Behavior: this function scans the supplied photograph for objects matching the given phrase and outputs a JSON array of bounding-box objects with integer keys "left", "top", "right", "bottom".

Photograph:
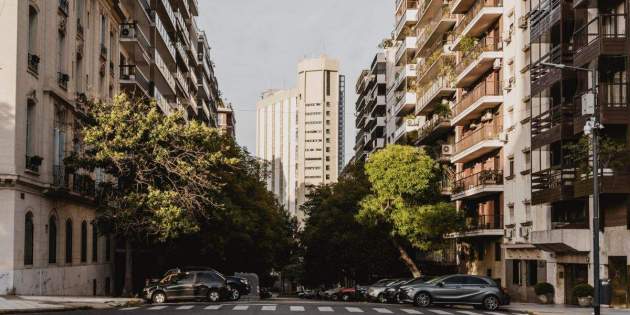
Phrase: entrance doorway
[
  {"left": 564, "top": 264, "right": 588, "bottom": 305},
  {"left": 609, "top": 256, "right": 629, "bottom": 307}
]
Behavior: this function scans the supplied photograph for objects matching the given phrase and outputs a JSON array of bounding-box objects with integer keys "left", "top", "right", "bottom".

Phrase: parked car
[
  {"left": 297, "top": 289, "right": 316, "bottom": 299},
  {"left": 322, "top": 287, "right": 342, "bottom": 300},
  {"left": 142, "top": 270, "right": 230, "bottom": 304},
  {"left": 355, "top": 285, "right": 369, "bottom": 300},
  {"left": 383, "top": 277, "right": 430, "bottom": 303},
  {"left": 366, "top": 279, "right": 398, "bottom": 302},
  {"left": 226, "top": 276, "right": 251, "bottom": 301},
  {"left": 331, "top": 287, "right": 357, "bottom": 301},
  {"left": 398, "top": 274, "right": 510, "bottom": 311}
]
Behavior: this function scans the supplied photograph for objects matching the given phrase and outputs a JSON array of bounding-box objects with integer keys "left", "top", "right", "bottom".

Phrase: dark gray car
[{"left": 398, "top": 274, "right": 510, "bottom": 311}]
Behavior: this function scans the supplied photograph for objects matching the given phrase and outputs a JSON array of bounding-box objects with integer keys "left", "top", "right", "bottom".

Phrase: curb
[{"left": 0, "top": 305, "right": 93, "bottom": 314}]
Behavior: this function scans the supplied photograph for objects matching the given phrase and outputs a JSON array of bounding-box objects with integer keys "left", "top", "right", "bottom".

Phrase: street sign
[{"left": 582, "top": 92, "right": 595, "bottom": 115}]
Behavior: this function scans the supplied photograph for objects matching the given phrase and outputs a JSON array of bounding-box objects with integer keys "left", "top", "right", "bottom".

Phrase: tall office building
[
  {"left": 256, "top": 55, "right": 343, "bottom": 221},
  {"left": 0, "top": 0, "right": 221, "bottom": 296}
]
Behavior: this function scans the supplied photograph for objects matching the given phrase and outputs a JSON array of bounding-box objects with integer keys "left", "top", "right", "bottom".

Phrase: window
[
  {"left": 476, "top": 243, "right": 485, "bottom": 261},
  {"left": 53, "top": 106, "right": 66, "bottom": 169},
  {"left": 92, "top": 223, "right": 98, "bottom": 262},
  {"left": 526, "top": 260, "right": 538, "bottom": 286},
  {"left": 466, "top": 276, "right": 490, "bottom": 285},
  {"left": 49, "top": 216, "right": 57, "bottom": 264},
  {"left": 508, "top": 157, "right": 515, "bottom": 177},
  {"left": 100, "top": 15, "right": 107, "bottom": 47},
  {"left": 326, "top": 71, "right": 331, "bottom": 96},
  {"left": 81, "top": 221, "right": 87, "bottom": 262},
  {"left": 28, "top": 6, "right": 37, "bottom": 53},
  {"left": 494, "top": 242, "right": 501, "bottom": 261},
  {"left": 326, "top": 111, "right": 330, "bottom": 116},
  {"left": 325, "top": 174, "right": 330, "bottom": 180},
  {"left": 24, "top": 212, "right": 34, "bottom": 265},
  {"left": 26, "top": 101, "right": 36, "bottom": 158},
  {"left": 177, "top": 273, "right": 195, "bottom": 284},
  {"left": 512, "top": 260, "right": 520, "bottom": 285},
  {"left": 105, "top": 235, "right": 111, "bottom": 262},
  {"left": 65, "top": 219, "right": 73, "bottom": 263},
  {"left": 444, "top": 276, "right": 467, "bottom": 285},
  {"left": 524, "top": 150, "right": 531, "bottom": 171}
]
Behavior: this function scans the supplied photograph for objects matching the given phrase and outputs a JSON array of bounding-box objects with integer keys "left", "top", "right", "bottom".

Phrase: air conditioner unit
[
  {"left": 518, "top": 16, "right": 528, "bottom": 29},
  {"left": 441, "top": 144, "right": 453, "bottom": 156}
]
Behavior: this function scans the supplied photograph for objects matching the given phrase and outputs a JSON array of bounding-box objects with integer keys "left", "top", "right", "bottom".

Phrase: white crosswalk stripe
[
  {"left": 233, "top": 305, "right": 249, "bottom": 311},
  {"left": 176, "top": 305, "right": 194, "bottom": 310},
  {"left": 373, "top": 308, "right": 392, "bottom": 313},
  {"left": 120, "top": 307, "right": 140, "bottom": 311},
  {"left": 346, "top": 307, "right": 364, "bottom": 313},
  {"left": 484, "top": 312, "right": 506, "bottom": 315},
  {"left": 262, "top": 305, "right": 277, "bottom": 311},
  {"left": 318, "top": 306, "right": 334, "bottom": 312},
  {"left": 146, "top": 305, "right": 167, "bottom": 310},
  {"left": 426, "top": 310, "right": 453, "bottom": 315},
  {"left": 455, "top": 311, "right": 481, "bottom": 315},
  {"left": 290, "top": 306, "right": 306, "bottom": 311},
  {"left": 205, "top": 305, "right": 223, "bottom": 310},
  {"left": 400, "top": 309, "right": 422, "bottom": 314}
]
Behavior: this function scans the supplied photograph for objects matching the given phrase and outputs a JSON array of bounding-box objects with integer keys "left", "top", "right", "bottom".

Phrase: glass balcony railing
[{"left": 574, "top": 13, "right": 627, "bottom": 53}]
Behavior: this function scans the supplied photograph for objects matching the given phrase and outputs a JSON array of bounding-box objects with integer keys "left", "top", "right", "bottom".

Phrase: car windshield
[
  {"left": 159, "top": 273, "right": 178, "bottom": 285},
  {"left": 373, "top": 279, "right": 391, "bottom": 286},
  {"left": 425, "top": 275, "right": 449, "bottom": 284}
]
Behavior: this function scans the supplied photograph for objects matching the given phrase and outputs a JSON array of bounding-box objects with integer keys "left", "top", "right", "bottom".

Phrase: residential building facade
[
  {"left": 256, "top": 56, "right": 343, "bottom": 222},
  {"left": 0, "top": 0, "right": 221, "bottom": 296},
  {"left": 217, "top": 101, "right": 236, "bottom": 138},
  {"left": 354, "top": 52, "right": 387, "bottom": 161}
]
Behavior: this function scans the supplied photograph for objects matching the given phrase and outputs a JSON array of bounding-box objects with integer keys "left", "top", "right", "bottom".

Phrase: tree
[
  {"left": 68, "top": 95, "right": 246, "bottom": 295},
  {"left": 357, "top": 145, "right": 463, "bottom": 277},
  {"left": 300, "top": 160, "right": 407, "bottom": 287}
]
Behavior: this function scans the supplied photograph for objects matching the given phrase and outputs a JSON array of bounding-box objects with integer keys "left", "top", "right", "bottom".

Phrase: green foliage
[
  {"left": 459, "top": 36, "right": 478, "bottom": 53},
  {"left": 534, "top": 282, "right": 555, "bottom": 296},
  {"left": 564, "top": 135, "right": 630, "bottom": 176},
  {"left": 572, "top": 283, "right": 594, "bottom": 298},
  {"left": 357, "top": 145, "right": 463, "bottom": 253},
  {"left": 434, "top": 101, "right": 452, "bottom": 118}
]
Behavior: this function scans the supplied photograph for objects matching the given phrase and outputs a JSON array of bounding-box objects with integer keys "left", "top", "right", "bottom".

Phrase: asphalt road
[{"left": 26, "top": 298, "right": 528, "bottom": 315}]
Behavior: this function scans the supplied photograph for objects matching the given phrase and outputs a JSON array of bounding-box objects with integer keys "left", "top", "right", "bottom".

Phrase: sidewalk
[
  {"left": 0, "top": 295, "right": 142, "bottom": 314},
  {"left": 505, "top": 302, "right": 630, "bottom": 315}
]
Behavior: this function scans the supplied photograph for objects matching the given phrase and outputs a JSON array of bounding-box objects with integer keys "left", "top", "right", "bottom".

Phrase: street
[{"left": 26, "top": 299, "right": 528, "bottom": 315}]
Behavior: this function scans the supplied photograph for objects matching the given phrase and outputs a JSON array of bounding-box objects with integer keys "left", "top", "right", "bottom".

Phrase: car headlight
[{"left": 386, "top": 288, "right": 395, "bottom": 292}]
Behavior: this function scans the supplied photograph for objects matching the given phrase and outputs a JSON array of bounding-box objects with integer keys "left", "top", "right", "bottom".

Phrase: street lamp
[{"left": 541, "top": 62, "right": 601, "bottom": 315}]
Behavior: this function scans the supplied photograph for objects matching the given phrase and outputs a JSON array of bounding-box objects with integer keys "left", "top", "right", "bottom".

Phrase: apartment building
[
  {"left": 256, "top": 56, "right": 344, "bottom": 222},
  {"left": 354, "top": 52, "right": 387, "bottom": 161},
  {"left": 384, "top": 0, "right": 630, "bottom": 306},
  {"left": 0, "top": 0, "right": 221, "bottom": 296},
  {"left": 217, "top": 101, "right": 236, "bottom": 138}
]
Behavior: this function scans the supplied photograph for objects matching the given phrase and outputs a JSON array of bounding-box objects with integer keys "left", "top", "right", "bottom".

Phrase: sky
[{"left": 197, "top": 0, "right": 394, "bottom": 164}]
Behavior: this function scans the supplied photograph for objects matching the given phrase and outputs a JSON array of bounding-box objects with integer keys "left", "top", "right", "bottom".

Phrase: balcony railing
[
  {"left": 531, "top": 167, "right": 575, "bottom": 200},
  {"left": 464, "top": 214, "right": 503, "bottom": 230},
  {"left": 120, "top": 65, "right": 150, "bottom": 93},
  {"left": 452, "top": 79, "right": 501, "bottom": 117},
  {"left": 454, "top": 116, "right": 502, "bottom": 154},
  {"left": 417, "top": 76, "right": 455, "bottom": 113},
  {"left": 53, "top": 165, "right": 68, "bottom": 188},
  {"left": 452, "top": 169, "right": 503, "bottom": 194},
  {"left": 453, "top": 0, "right": 503, "bottom": 36},
  {"left": 27, "top": 53, "right": 40, "bottom": 74},
  {"left": 155, "top": 13, "right": 176, "bottom": 62},
  {"left": 530, "top": 44, "right": 573, "bottom": 85},
  {"left": 57, "top": 72, "right": 69, "bottom": 90},
  {"left": 71, "top": 173, "right": 96, "bottom": 197},
  {"left": 574, "top": 14, "right": 627, "bottom": 53},
  {"left": 120, "top": 23, "right": 151, "bottom": 54},
  {"left": 531, "top": 105, "right": 574, "bottom": 138},
  {"left": 416, "top": 5, "right": 455, "bottom": 51},
  {"left": 455, "top": 36, "right": 502, "bottom": 74},
  {"left": 416, "top": 114, "right": 450, "bottom": 142},
  {"left": 25, "top": 155, "right": 42, "bottom": 173}
]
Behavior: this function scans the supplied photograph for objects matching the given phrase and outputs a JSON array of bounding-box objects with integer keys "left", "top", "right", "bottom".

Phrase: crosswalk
[{"left": 118, "top": 304, "right": 527, "bottom": 315}]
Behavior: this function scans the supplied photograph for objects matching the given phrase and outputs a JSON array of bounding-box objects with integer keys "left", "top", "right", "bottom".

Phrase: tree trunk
[
  {"left": 392, "top": 238, "right": 421, "bottom": 277},
  {"left": 122, "top": 239, "right": 133, "bottom": 297}
]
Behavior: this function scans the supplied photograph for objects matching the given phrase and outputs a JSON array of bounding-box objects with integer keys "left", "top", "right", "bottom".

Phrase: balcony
[
  {"left": 27, "top": 53, "right": 40, "bottom": 74},
  {"left": 120, "top": 23, "right": 151, "bottom": 65},
  {"left": 417, "top": 43, "right": 455, "bottom": 85},
  {"left": 573, "top": 82, "right": 630, "bottom": 133},
  {"left": 452, "top": 117, "right": 503, "bottom": 163},
  {"left": 452, "top": 0, "right": 503, "bottom": 37},
  {"left": 153, "top": 51, "right": 176, "bottom": 96},
  {"left": 198, "top": 76, "right": 211, "bottom": 100},
  {"left": 454, "top": 36, "right": 502, "bottom": 87},
  {"left": 158, "top": 0, "right": 177, "bottom": 31},
  {"left": 451, "top": 79, "right": 502, "bottom": 126},
  {"left": 530, "top": 0, "right": 574, "bottom": 40},
  {"left": 368, "top": 117, "right": 386, "bottom": 136},
  {"left": 394, "top": 7, "right": 419, "bottom": 40},
  {"left": 416, "top": 7, "right": 456, "bottom": 56},
  {"left": 531, "top": 105, "right": 574, "bottom": 148},
  {"left": 57, "top": 72, "right": 69, "bottom": 90},
  {"left": 154, "top": 14, "right": 177, "bottom": 64},
  {"left": 393, "top": 92, "right": 417, "bottom": 117},
  {"left": 574, "top": 168, "right": 630, "bottom": 198},
  {"left": 448, "top": 214, "right": 504, "bottom": 238},
  {"left": 573, "top": 14, "right": 627, "bottom": 67},
  {"left": 388, "top": 64, "right": 417, "bottom": 97},
  {"left": 368, "top": 138, "right": 386, "bottom": 153},
  {"left": 395, "top": 36, "right": 418, "bottom": 65},
  {"left": 451, "top": 169, "right": 503, "bottom": 200},
  {"left": 175, "top": 41, "right": 190, "bottom": 71},
  {"left": 393, "top": 123, "right": 408, "bottom": 143},
  {"left": 25, "top": 155, "right": 42, "bottom": 173},
  {"left": 530, "top": 44, "right": 574, "bottom": 95},
  {"left": 120, "top": 65, "right": 150, "bottom": 96},
  {"left": 416, "top": 76, "right": 456, "bottom": 114},
  {"left": 175, "top": 68, "right": 190, "bottom": 97},
  {"left": 531, "top": 167, "right": 575, "bottom": 205},
  {"left": 413, "top": 115, "right": 451, "bottom": 145},
  {"left": 531, "top": 229, "right": 590, "bottom": 253}
]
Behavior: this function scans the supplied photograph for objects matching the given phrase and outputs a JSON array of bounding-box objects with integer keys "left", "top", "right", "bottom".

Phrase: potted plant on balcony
[
  {"left": 572, "top": 283, "right": 594, "bottom": 307},
  {"left": 565, "top": 135, "right": 630, "bottom": 180},
  {"left": 534, "top": 282, "right": 554, "bottom": 304}
]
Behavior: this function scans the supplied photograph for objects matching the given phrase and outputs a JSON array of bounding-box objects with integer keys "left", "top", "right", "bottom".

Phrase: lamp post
[{"left": 541, "top": 62, "right": 600, "bottom": 315}]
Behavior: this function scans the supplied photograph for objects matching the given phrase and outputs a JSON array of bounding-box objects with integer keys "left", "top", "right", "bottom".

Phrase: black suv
[
  {"left": 226, "top": 276, "right": 251, "bottom": 300},
  {"left": 143, "top": 270, "right": 229, "bottom": 303}
]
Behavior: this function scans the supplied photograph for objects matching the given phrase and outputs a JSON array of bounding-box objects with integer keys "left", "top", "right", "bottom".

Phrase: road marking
[
  {"left": 205, "top": 305, "right": 223, "bottom": 310},
  {"left": 455, "top": 311, "right": 481, "bottom": 315},
  {"left": 262, "top": 305, "right": 277, "bottom": 311},
  {"left": 233, "top": 305, "right": 249, "bottom": 311},
  {"left": 346, "top": 307, "right": 364, "bottom": 313},
  {"left": 373, "top": 308, "right": 393, "bottom": 313},
  {"left": 401, "top": 309, "right": 422, "bottom": 314},
  {"left": 290, "top": 306, "right": 306, "bottom": 311},
  {"left": 427, "top": 310, "right": 453, "bottom": 315},
  {"left": 484, "top": 312, "right": 505, "bottom": 315},
  {"left": 146, "top": 305, "right": 167, "bottom": 310},
  {"left": 120, "top": 307, "right": 140, "bottom": 311},
  {"left": 176, "top": 305, "right": 194, "bottom": 310},
  {"left": 318, "top": 306, "right": 334, "bottom": 312}
]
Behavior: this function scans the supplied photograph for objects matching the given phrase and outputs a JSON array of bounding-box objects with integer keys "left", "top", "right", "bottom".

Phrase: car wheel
[
  {"left": 331, "top": 294, "right": 339, "bottom": 301},
  {"left": 151, "top": 291, "right": 166, "bottom": 304},
  {"left": 414, "top": 292, "right": 431, "bottom": 307},
  {"left": 341, "top": 294, "right": 351, "bottom": 302},
  {"left": 377, "top": 293, "right": 387, "bottom": 304},
  {"left": 207, "top": 290, "right": 221, "bottom": 303},
  {"left": 483, "top": 295, "right": 499, "bottom": 311},
  {"left": 231, "top": 289, "right": 241, "bottom": 301}
]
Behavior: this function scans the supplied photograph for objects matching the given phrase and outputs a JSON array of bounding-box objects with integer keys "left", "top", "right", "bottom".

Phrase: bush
[
  {"left": 534, "top": 282, "right": 555, "bottom": 296},
  {"left": 572, "top": 283, "right": 594, "bottom": 298}
]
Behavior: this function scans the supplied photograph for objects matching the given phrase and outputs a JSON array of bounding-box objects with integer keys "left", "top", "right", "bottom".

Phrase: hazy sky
[{"left": 197, "top": 0, "right": 394, "bottom": 163}]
